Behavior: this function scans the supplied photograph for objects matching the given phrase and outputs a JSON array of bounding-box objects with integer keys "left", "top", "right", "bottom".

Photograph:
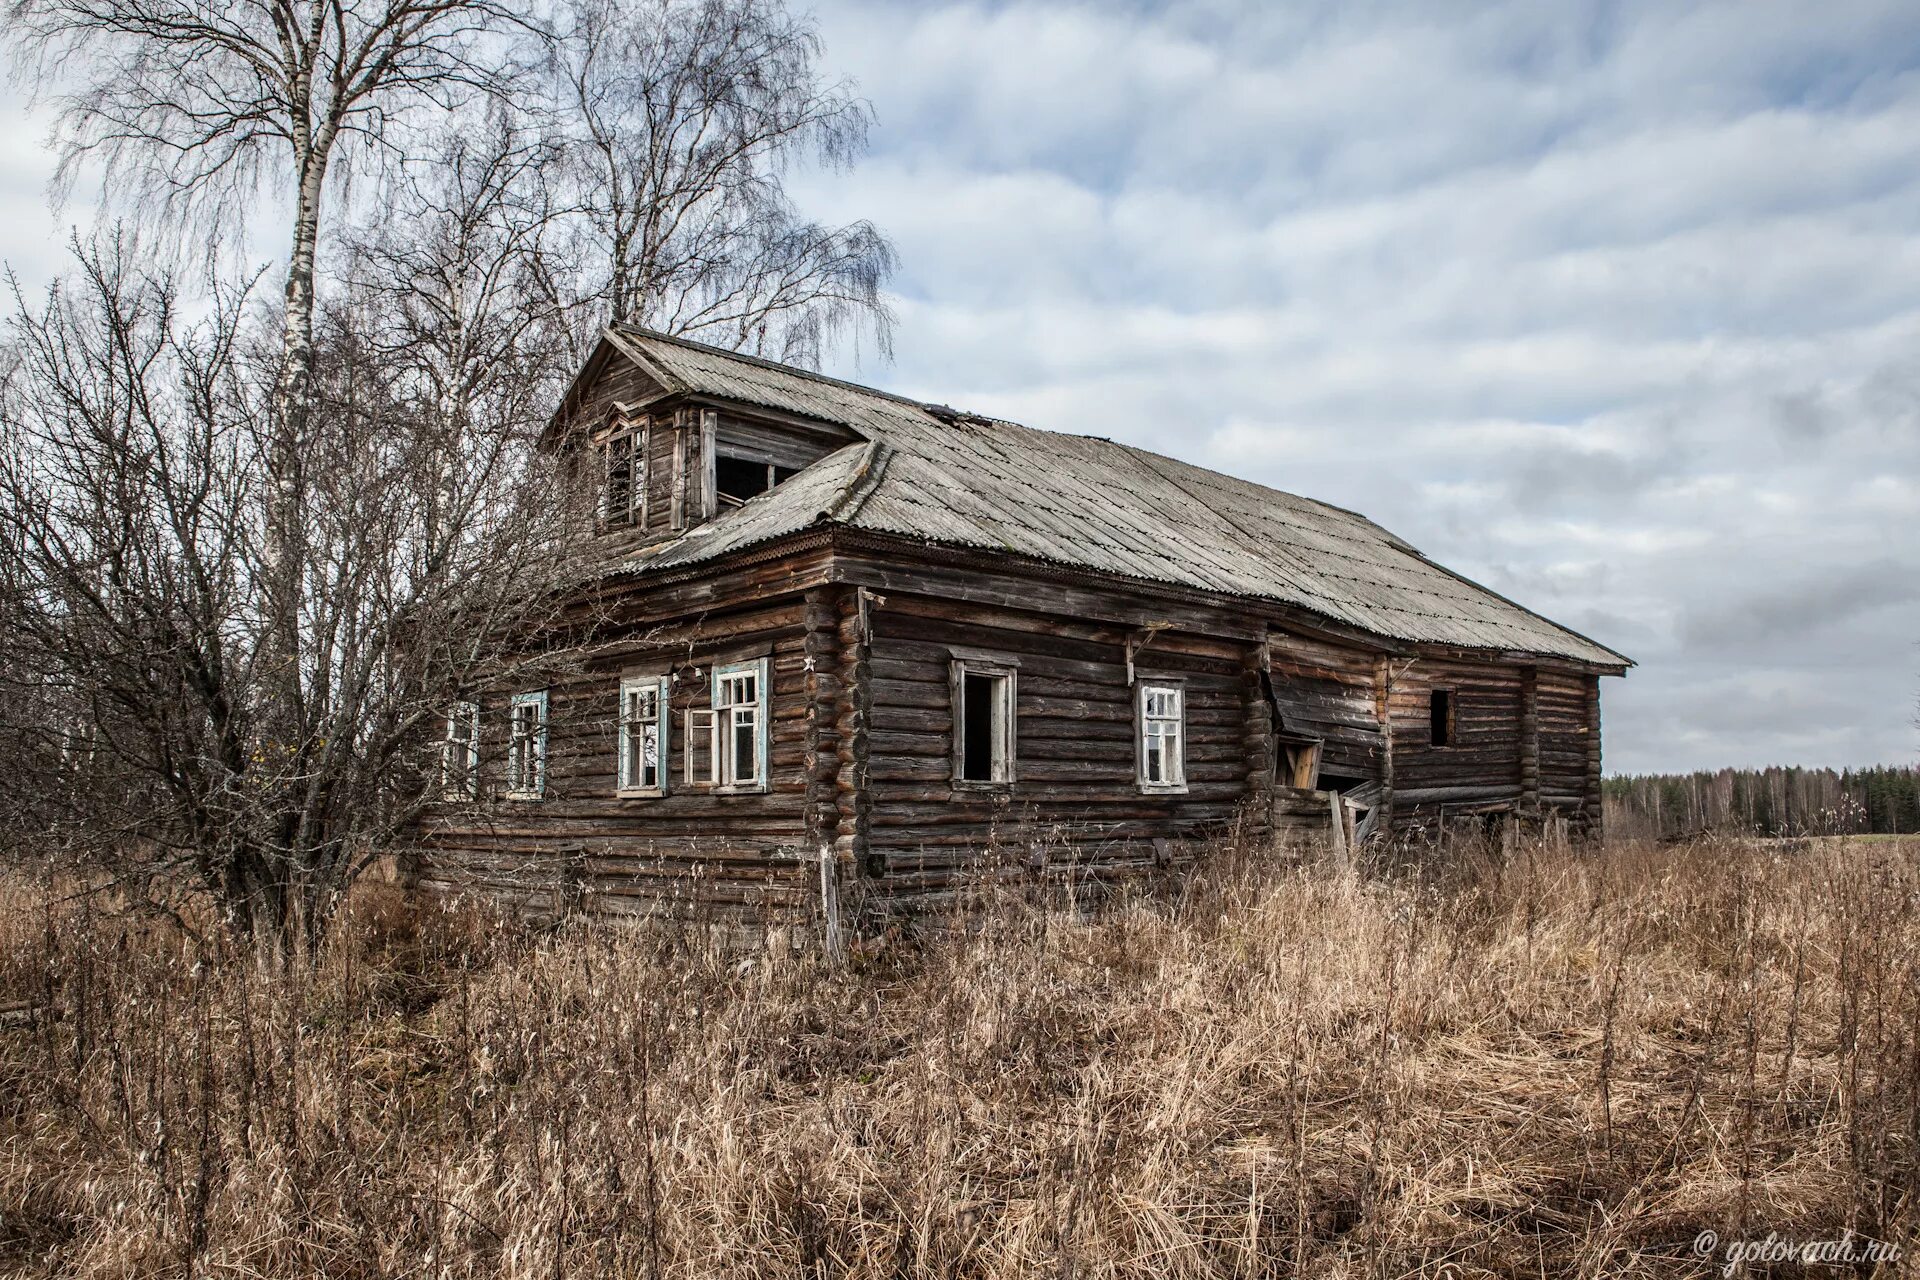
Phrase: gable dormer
[{"left": 549, "top": 328, "right": 862, "bottom": 553}]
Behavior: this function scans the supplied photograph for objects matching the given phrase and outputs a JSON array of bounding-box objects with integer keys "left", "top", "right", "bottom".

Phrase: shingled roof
[{"left": 606, "top": 326, "right": 1631, "bottom": 670}]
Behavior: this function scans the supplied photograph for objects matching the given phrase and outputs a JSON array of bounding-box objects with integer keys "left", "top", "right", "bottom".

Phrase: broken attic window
[
  {"left": 716, "top": 454, "right": 773, "bottom": 505},
  {"left": 714, "top": 455, "right": 805, "bottom": 507},
  {"left": 602, "top": 429, "right": 637, "bottom": 524}
]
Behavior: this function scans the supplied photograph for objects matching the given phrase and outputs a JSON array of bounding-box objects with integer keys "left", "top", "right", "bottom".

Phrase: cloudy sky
[{"left": 5, "top": 0, "right": 1919, "bottom": 774}]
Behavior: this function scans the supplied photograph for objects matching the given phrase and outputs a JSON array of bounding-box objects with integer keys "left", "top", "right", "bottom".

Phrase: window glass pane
[
  {"left": 717, "top": 672, "right": 755, "bottom": 708},
  {"left": 686, "top": 709, "right": 715, "bottom": 785},
  {"left": 731, "top": 708, "right": 757, "bottom": 783}
]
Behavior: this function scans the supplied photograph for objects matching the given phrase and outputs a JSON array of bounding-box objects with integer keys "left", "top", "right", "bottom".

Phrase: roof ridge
[
  {"left": 620, "top": 323, "right": 1398, "bottom": 537},
  {"left": 614, "top": 323, "right": 963, "bottom": 417}
]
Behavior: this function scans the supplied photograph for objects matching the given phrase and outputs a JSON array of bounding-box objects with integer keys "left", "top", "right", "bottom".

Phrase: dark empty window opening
[
  {"left": 1430, "top": 689, "right": 1455, "bottom": 748},
  {"left": 962, "top": 672, "right": 997, "bottom": 781},
  {"left": 715, "top": 454, "right": 771, "bottom": 505}
]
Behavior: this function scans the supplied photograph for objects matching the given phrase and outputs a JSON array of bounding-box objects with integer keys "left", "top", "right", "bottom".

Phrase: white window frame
[
  {"left": 691, "top": 658, "right": 769, "bottom": 793},
  {"left": 505, "top": 690, "right": 548, "bottom": 800},
  {"left": 684, "top": 705, "right": 717, "bottom": 789},
  {"left": 1136, "top": 681, "right": 1188, "bottom": 794},
  {"left": 616, "top": 675, "right": 670, "bottom": 796},
  {"left": 441, "top": 700, "right": 479, "bottom": 799},
  {"left": 950, "top": 656, "right": 1017, "bottom": 789}
]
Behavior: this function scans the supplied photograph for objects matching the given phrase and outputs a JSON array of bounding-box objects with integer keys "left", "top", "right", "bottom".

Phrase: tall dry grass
[{"left": 2, "top": 833, "right": 1917, "bottom": 1277}]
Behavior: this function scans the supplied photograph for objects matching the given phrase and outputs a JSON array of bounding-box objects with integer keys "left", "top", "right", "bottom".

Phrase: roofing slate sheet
[{"left": 611, "top": 327, "right": 1629, "bottom": 667}]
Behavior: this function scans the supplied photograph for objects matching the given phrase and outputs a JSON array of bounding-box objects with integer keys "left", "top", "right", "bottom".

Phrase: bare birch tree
[
  {"left": 3, "top": 0, "right": 533, "bottom": 741},
  {"left": 0, "top": 231, "right": 588, "bottom": 953},
  {"left": 0, "top": 0, "right": 899, "bottom": 947},
  {"left": 549, "top": 0, "right": 896, "bottom": 365}
]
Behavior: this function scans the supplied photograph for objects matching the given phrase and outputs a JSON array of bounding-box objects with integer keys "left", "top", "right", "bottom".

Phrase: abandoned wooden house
[{"left": 418, "top": 327, "right": 1632, "bottom": 921}]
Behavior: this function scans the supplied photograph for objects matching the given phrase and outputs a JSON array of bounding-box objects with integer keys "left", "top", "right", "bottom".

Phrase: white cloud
[
  {"left": 3, "top": 0, "right": 1916, "bottom": 773},
  {"left": 803, "top": 0, "right": 1920, "bottom": 773}
]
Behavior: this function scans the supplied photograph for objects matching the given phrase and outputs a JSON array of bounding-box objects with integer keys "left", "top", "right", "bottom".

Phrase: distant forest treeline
[{"left": 1603, "top": 765, "right": 1920, "bottom": 840}]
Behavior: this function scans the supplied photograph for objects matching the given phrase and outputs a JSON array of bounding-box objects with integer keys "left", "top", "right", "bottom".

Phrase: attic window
[
  {"left": 1430, "top": 689, "right": 1455, "bottom": 748},
  {"left": 601, "top": 425, "right": 643, "bottom": 526},
  {"left": 715, "top": 453, "right": 800, "bottom": 507}
]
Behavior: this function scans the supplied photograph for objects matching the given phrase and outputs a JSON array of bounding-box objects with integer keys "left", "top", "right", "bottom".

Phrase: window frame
[
  {"left": 684, "top": 706, "right": 717, "bottom": 789},
  {"left": 1135, "top": 679, "right": 1189, "bottom": 794},
  {"left": 505, "top": 690, "right": 549, "bottom": 800},
  {"left": 598, "top": 416, "right": 647, "bottom": 528},
  {"left": 950, "top": 655, "right": 1018, "bottom": 790},
  {"left": 616, "top": 674, "right": 671, "bottom": 797},
  {"left": 708, "top": 657, "right": 770, "bottom": 794},
  {"left": 441, "top": 700, "right": 480, "bottom": 800}
]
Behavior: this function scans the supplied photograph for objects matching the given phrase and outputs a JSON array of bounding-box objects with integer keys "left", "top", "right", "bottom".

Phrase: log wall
[
  {"left": 1265, "top": 631, "right": 1385, "bottom": 781},
  {"left": 415, "top": 533, "right": 1614, "bottom": 923},
  {"left": 1389, "top": 658, "right": 1525, "bottom": 813},
  {"left": 857, "top": 591, "right": 1252, "bottom": 904},
  {"left": 417, "top": 587, "right": 829, "bottom": 923}
]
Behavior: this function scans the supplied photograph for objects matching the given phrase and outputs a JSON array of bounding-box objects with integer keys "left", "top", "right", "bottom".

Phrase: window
[
  {"left": 685, "top": 707, "right": 716, "bottom": 787},
  {"left": 716, "top": 454, "right": 773, "bottom": 505},
  {"left": 715, "top": 453, "right": 803, "bottom": 507},
  {"left": 683, "top": 659, "right": 768, "bottom": 791},
  {"left": 1137, "top": 683, "right": 1186, "bottom": 792},
  {"left": 601, "top": 425, "right": 643, "bottom": 526},
  {"left": 617, "top": 676, "right": 669, "bottom": 794},
  {"left": 506, "top": 691, "right": 548, "bottom": 798},
  {"left": 1429, "top": 689, "right": 1455, "bottom": 748},
  {"left": 442, "top": 701, "right": 479, "bottom": 799},
  {"left": 952, "top": 659, "right": 1016, "bottom": 786},
  {"left": 713, "top": 660, "right": 769, "bottom": 789}
]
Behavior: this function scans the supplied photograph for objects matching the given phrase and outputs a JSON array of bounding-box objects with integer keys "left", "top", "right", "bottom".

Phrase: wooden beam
[
  {"left": 803, "top": 585, "right": 845, "bottom": 949},
  {"left": 835, "top": 586, "right": 875, "bottom": 881},
  {"left": 1584, "top": 674, "right": 1603, "bottom": 841},
  {"left": 1375, "top": 655, "right": 1396, "bottom": 837},
  {"left": 670, "top": 409, "right": 688, "bottom": 531},
  {"left": 698, "top": 409, "right": 718, "bottom": 520},
  {"left": 1242, "top": 642, "right": 1274, "bottom": 840},
  {"left": 1519, "top": 665, "right": 1540, "bottom": 814}
]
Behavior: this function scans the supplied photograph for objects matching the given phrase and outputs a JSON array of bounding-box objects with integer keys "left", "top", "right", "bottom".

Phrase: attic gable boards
[{"left": 562, "top": 343, "right": 675, "bottom": 443}]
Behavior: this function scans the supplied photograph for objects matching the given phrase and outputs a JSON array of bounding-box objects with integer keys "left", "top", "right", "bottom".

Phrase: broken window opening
[
  {"left": 506, "top": 691, "right": 547, "bottom": 799},
  {"left": 1430, "top": 689, "right": 1455, "bottom": 748},
  {"left": 715, "top": 452, "right": 804, "bottom": 508},
  {"left": 685, "top": 708, "right": 716, "bottom": 787},
  {"left": 602, "top": 429, "right": 640, "bottom": 526},
  {"left": 954, "top": 662, "right": 1015, "bottom": 786},
  {"left": 442, "top": 701, "right": 479, "bottom": 799}
]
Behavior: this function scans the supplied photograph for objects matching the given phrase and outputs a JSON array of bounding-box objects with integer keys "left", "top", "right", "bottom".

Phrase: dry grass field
[{"left": 2, "top": 833, "right": 1917, "bottom": 1278}]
